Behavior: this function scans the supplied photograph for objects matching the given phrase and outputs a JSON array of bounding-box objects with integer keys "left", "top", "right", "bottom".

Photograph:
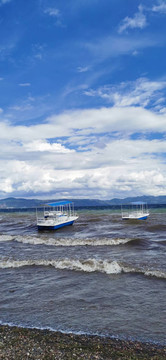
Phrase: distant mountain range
[{"left": 0, "top": 196, "right": 166, "bottom": 208}]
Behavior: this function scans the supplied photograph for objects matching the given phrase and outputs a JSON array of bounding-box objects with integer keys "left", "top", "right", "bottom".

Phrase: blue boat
[
  {"left": 121, "top": 202, "right": 149, "bottom": 220},
  {"left": 36, "top": 201, "right": 79, "bottom": 230}
]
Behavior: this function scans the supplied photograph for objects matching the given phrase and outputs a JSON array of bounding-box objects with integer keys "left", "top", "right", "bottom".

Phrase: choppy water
[{"left": 0, "top": 207, "right": 166, "bottom": 344}]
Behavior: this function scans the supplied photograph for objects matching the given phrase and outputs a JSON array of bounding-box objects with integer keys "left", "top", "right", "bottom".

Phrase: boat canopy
[
  {"left": 131, "top": 202, "right": 146, "bottom": 205},
  {"left": 44, "top": 201, "right": 72, "bottom": 207}
]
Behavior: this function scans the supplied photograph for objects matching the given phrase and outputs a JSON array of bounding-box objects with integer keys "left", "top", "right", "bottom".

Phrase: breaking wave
[
  {"left": 0, "top": 235, "right": 14, "bottom": 242},
  {"left": 0, "top": 234, "right": 134, "bottom": 247},
  {"left": 0, "top": 258, "right": 166, "bottom": 279}
]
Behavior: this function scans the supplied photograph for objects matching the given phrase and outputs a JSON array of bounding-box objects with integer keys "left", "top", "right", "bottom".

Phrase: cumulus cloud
[
  {"left": 0, "top": 76, "right": 166, "bottom": 198},
  {"left": 114, "top": 169, "right": 166, "bottom": 197},
  {"left": 24, "top": 140, "right": 75, "bottom": 154},
  {"left": 0, "top": 177, "right": 13, "bottom": 193},
  {"left": 118, "top": 5, "right": 147, "bottom": 33},
  {"left": 0, "top": 100, "right": 166, "bottom": 198},
  {"left": 0, "top": 150, "right": 165, "bottom": 198},
  {"left": 0, "top": 102, "right": 166, "bottom": 143}
]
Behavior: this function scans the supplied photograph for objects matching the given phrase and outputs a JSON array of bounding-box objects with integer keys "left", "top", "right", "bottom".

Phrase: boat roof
[
  {"left": 131, "top": 201, "right": 147, "bottom": 205},
  {"left": 45, "top": 201, "right": 72, "bottom": 207}
]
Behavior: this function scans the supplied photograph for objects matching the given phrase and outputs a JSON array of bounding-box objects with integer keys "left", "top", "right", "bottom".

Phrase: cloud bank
[{"left": 0, "top": 77, "right": 166, "bottom": 199}]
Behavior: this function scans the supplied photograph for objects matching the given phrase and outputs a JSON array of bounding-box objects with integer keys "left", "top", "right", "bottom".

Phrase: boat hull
[
  {"left": 37, "top": 220, "right": 75, "bottom": 230},
  {"left": 122, "top": 215, "right": 149, "bottom": 220}
]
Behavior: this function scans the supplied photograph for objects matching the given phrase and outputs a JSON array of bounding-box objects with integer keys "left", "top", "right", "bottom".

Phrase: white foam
[
  {"left": 0, "top": 257, "right": 165, "bottom": 279},
  {"left": 0, "top": 235, "right": 14, "bottom": 242},
  {"left": 0, "top": 258, "right": 123, "bottom": 274},
  {"left": 144, "top": 270, "right": 166, "bottom": 279},
  {"left": 0, "top": 234, "right": 133, "bottom": 247}
]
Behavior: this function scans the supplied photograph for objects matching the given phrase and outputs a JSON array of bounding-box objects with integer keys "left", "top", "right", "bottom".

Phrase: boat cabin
[{"left": 36, "top": 200, "right": 78, "bottom": 230}]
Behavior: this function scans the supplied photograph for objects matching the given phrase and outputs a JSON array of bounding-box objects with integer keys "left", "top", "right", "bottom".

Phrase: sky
[{"left": 0, "top": 0, "right": 166, "bottom": 200}]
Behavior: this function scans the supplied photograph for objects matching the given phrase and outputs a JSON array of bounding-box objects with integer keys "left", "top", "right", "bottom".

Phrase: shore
[{"left": 0, "top": 325, "right": 166, "bottom": 359}]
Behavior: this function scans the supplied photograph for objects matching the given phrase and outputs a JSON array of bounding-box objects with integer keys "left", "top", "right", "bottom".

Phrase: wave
[
  {"left": 0, "top": 257, "right": 166, "bottom": 279},
  {"left": 0, "top": 234, "right": 134, "bottom": 247},
  {"left": 0, "top": 235, "right": 14, "bottom": 242}
]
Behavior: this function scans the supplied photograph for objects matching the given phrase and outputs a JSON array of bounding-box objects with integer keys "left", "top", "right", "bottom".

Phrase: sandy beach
[{"left": 0, "top": 325, "right": 166, "bottom": 359}]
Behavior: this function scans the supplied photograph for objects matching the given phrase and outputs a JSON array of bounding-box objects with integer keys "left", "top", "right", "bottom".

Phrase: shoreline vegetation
[{"left": 0, "top": 325, "right": 166, "bottom": 359}]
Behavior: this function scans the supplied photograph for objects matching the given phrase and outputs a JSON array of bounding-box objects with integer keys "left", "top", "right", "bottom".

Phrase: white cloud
[
  {"left": 118, "top": 5, "right": 147, "bottom": 33},
  {"left": 85, "top": 34, "right": 159, "bottom": 61},
  {"left": 0, "top": 147, "right": 165, "bottom": 198},
  {"left": 24, "top": 140, "right": 75, "bottom": 154},
  {"left": 152, "top": 1, "right": 166, "bottom": 13},
  {"left": 43, "top": 7, "right": 64, "bottom": 27},
  {"left": 0, "top": 102, "right": 166, "bottom": 143},
  {"left": 19, "top": 83, "right": 31, "bottom": 87},
  {"left": 77, "top": 66, "right": 90, "bottom": 73},
  {"left": 113, "top": 169, "right": 166, "bottom": 197},
  {"left": 0, "top": 78, "right": 166, "bottom": 198},
  {"left": 44, "top": 7, "right": 60, "bottom": 17},
  {"left": 84, "top": 78, "right": 166, "bottom": 109},
  {"left": 0, "top": 177, "right": 13, "bottom": 193},
  {"left": 10, "top": 104, "right": 33, "bottom": 112}
]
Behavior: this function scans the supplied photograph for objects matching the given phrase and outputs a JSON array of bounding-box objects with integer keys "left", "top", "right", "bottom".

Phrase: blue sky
[{"left": 0, "top": 0, "right": 166, "bottom": 199}]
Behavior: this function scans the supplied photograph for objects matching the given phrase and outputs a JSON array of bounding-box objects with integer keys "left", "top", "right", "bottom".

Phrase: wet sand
[{"left": 0, "top": 325, "right": 166, "bottom": 359}]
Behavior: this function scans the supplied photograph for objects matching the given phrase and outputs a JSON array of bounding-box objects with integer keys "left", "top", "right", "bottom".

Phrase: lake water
[{"left": 0, "top": 207, "right": 165, "bottom": 344}]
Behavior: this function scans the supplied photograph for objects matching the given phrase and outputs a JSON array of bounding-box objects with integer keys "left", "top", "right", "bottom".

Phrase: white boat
[
  {"left": 36, "top": 201, "right": 78, "bottom": 230},
  {"left": 121, "top": 202, "right": 149, "bottom": 220}
]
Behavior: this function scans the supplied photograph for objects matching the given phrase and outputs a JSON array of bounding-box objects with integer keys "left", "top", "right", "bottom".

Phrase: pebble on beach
[{"left": 0, "top": 325, "right": 166, "bottom": 360}]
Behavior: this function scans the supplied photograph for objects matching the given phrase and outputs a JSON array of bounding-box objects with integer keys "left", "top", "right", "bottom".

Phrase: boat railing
[
  {"left": 121, "top": 202, "right": 149, "bottom": 220},
  {"left": 37, "top": 213, "right": 77, "bottom": 224},
  {"left": 37, "top": 215, "right": 68, "bottom": 225},
  {"left": 36, "top": 202, "right": 78, "bottom": 224},
  {"left": 44, "top": 211, "right": 66, "bottom": 217},
  {"left": 122, "top": 211, "right": 129, "bottom": 217}
]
